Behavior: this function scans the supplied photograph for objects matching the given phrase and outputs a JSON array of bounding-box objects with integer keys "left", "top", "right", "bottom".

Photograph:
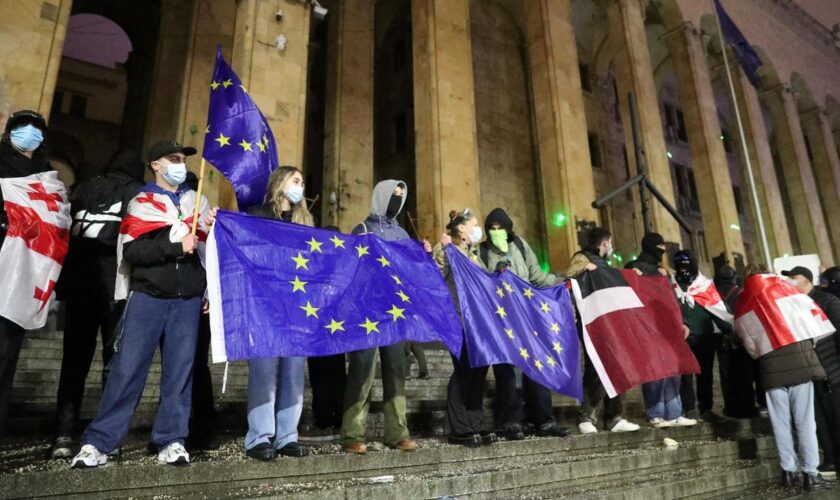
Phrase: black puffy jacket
[{"left": 811, "top": 288, "right": 840, "bottom": 387}]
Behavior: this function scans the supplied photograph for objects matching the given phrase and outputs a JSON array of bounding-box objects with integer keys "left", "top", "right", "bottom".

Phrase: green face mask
[{"left": 489, "top": 229, "right": 509, "bottom": 253}]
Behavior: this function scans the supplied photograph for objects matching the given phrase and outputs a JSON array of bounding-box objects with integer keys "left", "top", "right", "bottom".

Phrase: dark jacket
[
  {"left": 123, "top": 184, "right": 205, "bottom": 299},
  {"left": 352, "top": 180, "right": 409, "bottom": 241},
  {"left": 810, "top": 288, "right": 840, "bottom": 387},
  {"left": 0, "top": 139, "right": 51, "bottom": 249},
  {"left": 759, "top": 340, "right": 826, "bottom": 390},
  {"left": 625, "top": 251, "right": 662, "bottom": 277},
  {"left": 247, "top": 202, "right": 292, "bottom": 222}
]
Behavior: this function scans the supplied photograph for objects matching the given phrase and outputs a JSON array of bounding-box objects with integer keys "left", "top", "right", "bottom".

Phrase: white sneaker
[
  {"left": 157, "top": 442, "right": 190, "bottom": 466},
  {"left": 71, "top": 444, "right": 107, "bottom": 469},
  {"left": 649, "top": 417, "right": 672, "bottom": 428},
  {"left": 669, "top": 416, "right": 697, "bottom": 427},
  {"left": 609, "top": 418, "right": 640, "bottom": 433},
  {"left": 578, "top": 421, "right": 598, "bottom": 434}
]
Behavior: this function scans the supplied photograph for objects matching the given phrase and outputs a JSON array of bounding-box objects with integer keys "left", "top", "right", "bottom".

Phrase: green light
[
  {"left": 666, "top": 151, "right": 673, "bottom": 159},
  {"left": 540, "top": 261, "right": 550, "bottom": 273},
  {"left": 552, "top": 212, "right": 568, "bottom": 227},
  {"left": 720, "top": 135, "right": 725, "bottom": 140},
  {"left": 730, "top": 223, "right": 741, "bottom": 230},
  {"left": 630, "top": 254, "right": 637, "bottom": 261}
]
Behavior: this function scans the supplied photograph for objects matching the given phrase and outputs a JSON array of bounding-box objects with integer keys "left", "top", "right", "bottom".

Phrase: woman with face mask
[
  {"left": 243, "top": 166, "right": 313, "bottom": 461},
  {"left": 434, "top": 209, "right": 498, "bottom": 447}
]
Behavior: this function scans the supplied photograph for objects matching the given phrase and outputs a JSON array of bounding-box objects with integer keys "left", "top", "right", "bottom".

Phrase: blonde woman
[{"left": 244, "top": 166, "right": 313, "bottom": 461}]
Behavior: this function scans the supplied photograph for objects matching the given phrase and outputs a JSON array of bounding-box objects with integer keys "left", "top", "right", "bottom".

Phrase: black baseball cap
[
  {"left": 146, "top": 140, "right": 197, "bottom": 163},
  {"left": 4, "top": 109, "right": 47, "bottom": 135},
  {"left": 782, "top": 266, "right": 813, "bottom": 283}
]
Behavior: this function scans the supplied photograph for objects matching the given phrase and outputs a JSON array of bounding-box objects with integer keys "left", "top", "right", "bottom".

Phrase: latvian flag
[
  {"left": 115, "top": 187, "right": 210, "bottom": 300},
  {"left": 735, "top": 274, "right": 834, "bottom": 359},
  {"left": 572, "top": 267, "right": 700, "bottom": 397},
  {"left": 673, "top": 272, "right": 734, "bottom": 325},
  {"left": 0, "top": 172, "right": 71, "bottom": 329}
]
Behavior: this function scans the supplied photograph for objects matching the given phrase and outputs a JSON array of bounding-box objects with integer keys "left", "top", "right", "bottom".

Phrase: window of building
[
  {"left": 803, "top": 134, "right": 814, "bottom": 162},
  {"left": 733, "top": 185, "right": 744, "bottom": 215},
  {"left": 392, "top": 36, "right": 406, "bottom": 73},
  {"left": 51, "top": 90, "right": 64, "bottom": 117},
  {"left": 676, "top": 109, "right": 688, "bottom": 142},
  {"left": 579, "top": 64, "right": 591, "bottom": 93},
  {"left": 673, "top": 162, "right": 700, "bottom": 213},
  {"left": 391, "top": 112, "right": 407, "bottom": 155},
  {"left": 588, "top": 132, "right": 601, "bottom": 168},
  {"left": 695, "top": 230, "right": 709, "bottom": 263},
  {"left": 721, "top": 129, "right": 733, "bottom": 153},
  {"left": 69, "top": 94, "right": 87, "bottom": 118}
]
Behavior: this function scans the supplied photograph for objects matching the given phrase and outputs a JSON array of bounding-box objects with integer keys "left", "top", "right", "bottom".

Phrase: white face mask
[
  {"left": 469, "top": 226, "right": 483, "bottom": 243},
  {"left": 161, "top": 162, "right": 187, "bottom": 186},
  {"left": 605, "top": 243, "right": 614, "bottom": 259},
  {"left": 285, "top": 184, "right": 304, "bottom": 204}
]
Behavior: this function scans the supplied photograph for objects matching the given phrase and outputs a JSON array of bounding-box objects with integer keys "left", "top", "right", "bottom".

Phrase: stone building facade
[{"left": 1, "top": 0, "right": 839, "bottom": 273}]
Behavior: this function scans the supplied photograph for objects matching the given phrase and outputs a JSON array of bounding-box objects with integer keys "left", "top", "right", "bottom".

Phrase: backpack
[
  {"left": 479, "top": 236, "right": 527, "bottom": 269},
  {"left": 70, "top": 174, "right": 140, "bottom": 246}
]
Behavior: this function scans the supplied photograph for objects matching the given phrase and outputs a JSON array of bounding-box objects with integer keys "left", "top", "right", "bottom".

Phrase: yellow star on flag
[
  {"left": 330, "top": 235, "right": 346, "bottom": 249},
  {"left": 523, "top": 288, "right": 535, "bottom": 299},
  {"left": 553, "top": 341, "right": 564, "bottom": 354},
  {"left": 289, "top": 276, "right": 307, "bottom": 293},
  {"left": 299, "top": 301, "right": 319, "bottom": 318},
  {"left": 519, "top": 347, "right": 530, "bottom": 360},
  {"left": 540, "top": 302, "right": 551, "bottom": 313},
  {"left": 551, "top": 322, "right": 561, "bottom": 334},
  {"left": 222, "top": 78, "right": 233, "bottom": 88},
  {"left": 496, "top": 287, "right": 505, "bottom": 298},
  {"left": 387, "top": 305, "right": 406, "bottom": 321},
  {"left": 262, "top": 134, "right": 269, "bottom": 145},
  {"left": 396, "top": 290, "right": 411, "bottom": 303},
  {"left": 359, "top": 317, "right": 380, "bottom": 335},
  {"left": 210, "top": 80, "right": 220, "bottom": 90},
  {"left": 291, "top": 252, "right": 309, "bottom": 270},
  {"left": 355, "top": 244, "right": 369, "bottom": 257},
  {"left": 495, "top": 305, "right": 507, "bottom": 319},
  {"left": 257, "top": 141, "right": 266, "bottom": 153},
  {"left": 377, "top": 256, "right": 391, "bottom": 267},
  {"left": 546, "top": 356, "right": 557, "bottom": 368},
  {"left": 534, "top": 359, "right": 544, "bottom": 371},
  {"left": 504, "top": 282, "right": 514, "bottom": 293},
  {"left": 504, "top": 328, "right": 515, "bottom": 339},
  {"left": 215, "top": 133, "right": 231, "bottom": 147},
  {"left": 205, "top": 125, "right": 210, "bottom": 134},
  {"left": 391, "top": 275, "right": 403, "bottom": 285},
  {"left": 325, "top": 319, "right": 345, "bottom": 334},
  {"left": 238, "top": 139, "right": 252, "bottom": 152},
  {"left": 306, "top": 237, "right": 323, "bottom": 253}
]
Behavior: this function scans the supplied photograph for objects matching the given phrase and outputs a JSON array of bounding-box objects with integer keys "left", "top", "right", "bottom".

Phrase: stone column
[
  {"left": 729, "top": 65, "right": 792, "bottom": 259},
  {"left": 763, "top": 86, "right": 833, "bottom": 263},
  {"left": 607, "top": 0, "right": 681, "bottom": 245},
  {"left": 412, "top": 0, "right": 481, "bottom": 238},
  {"left": 525, "top": 0, "right": 598, "bottom": 270},
  {"left": 664, "top": 24, "right": 744, "bottom": 262},
  {"left": 321, "top": 0, "right": 374, "bottom": 232},
  {"left": 800, "top": 108, "right": 840, "bottom": 263}
]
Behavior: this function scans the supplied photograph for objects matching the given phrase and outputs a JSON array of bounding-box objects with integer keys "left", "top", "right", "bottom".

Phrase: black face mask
[
  {"left": 385, "top": 194, "right": 403, "bottom": 219},
  {"left": 650, "top": 247, "right": 666, "bottom": 261},
  {"left": 676, "top": 269, "right": 695, "bottom": 285}
]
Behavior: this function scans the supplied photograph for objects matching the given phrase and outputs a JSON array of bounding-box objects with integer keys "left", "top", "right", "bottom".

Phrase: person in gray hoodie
[{"left": 340, "top": 180, "right": 421, "bottom": 454}]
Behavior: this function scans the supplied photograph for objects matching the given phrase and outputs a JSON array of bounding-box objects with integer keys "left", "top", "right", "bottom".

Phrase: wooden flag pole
[{"left": 190, "top": 157, "right": 207, "bottom": 236}]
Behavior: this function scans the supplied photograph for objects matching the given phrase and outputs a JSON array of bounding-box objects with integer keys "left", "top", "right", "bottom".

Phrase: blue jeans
[
  {"left": 82, "top": 292, "right": 201, "bottom": 453},
  {"left": 766, "top": 382, "right": 820, "bottom": 474},
  {"left": 643, "top": 376, "right": 682, "bottom": 421},
  {"left": 245, "top": 356, "right": 305, "bottom": 450}
]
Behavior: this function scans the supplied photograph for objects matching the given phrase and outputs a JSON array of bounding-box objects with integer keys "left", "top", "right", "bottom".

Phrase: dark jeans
[
  {"left": 681, "top": 334, "right": 716, "bottom": 413},
  {"left": 447, "top": 342, "right": 489, "bottom": 436},
  {"left": 814, "top": 380, "right": 840, "bottom": 466},
  {"left": 493, "top": 364, "right": 554, "bottom": 430},
  {"left": 81, "top": 292, "right": 201, "bottom": 453},
  {"left": 308, "top": 354, "right": 346, "bottom": 429},
  {"left": 718, "top": 346, "right": 761, "bottom": 418},
  {"left": 188, "top": 315, "right": 216, "bottom": 443},
  {"left": 579, "top": 351, "right": 623, "bottom": 427},
  {"left": 0, "top": 316, "right": 26, "bottom": 440}
]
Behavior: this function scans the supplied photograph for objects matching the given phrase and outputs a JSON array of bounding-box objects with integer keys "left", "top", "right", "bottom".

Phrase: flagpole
[
  {"left": 713, "top": 3, "right": 773, "bottom": 269},
  {"left": 190, "top": 157, "right": 207, "bottom": 236}
]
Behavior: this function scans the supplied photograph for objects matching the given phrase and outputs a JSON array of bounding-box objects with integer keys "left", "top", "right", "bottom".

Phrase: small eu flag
[
  {"left": 714, "top": 0, "right": 763, "bottom": 88},
  {"left": 203, "top": 46, "right": 278, "bottom": 209}
]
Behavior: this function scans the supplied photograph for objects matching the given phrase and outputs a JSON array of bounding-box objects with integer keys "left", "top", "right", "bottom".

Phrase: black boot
[
  {"left": 803, "top": 472, "right": 829, "bottom": 491},
  {"left": 447, "top": 433, "right": 481, "bottom": 447},
  {"left": 780, "top": 470, "right": 798, "bottom": 488}
]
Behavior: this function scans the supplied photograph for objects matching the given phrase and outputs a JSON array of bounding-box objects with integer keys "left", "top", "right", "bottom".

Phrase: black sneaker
[
  {"left": 277, "top": 442, "right": 309, "bottom": 458},
  {"left": 479, "top": 432, "right": 499, "bottom": 446},
  {"left": 51, "top": 436, "right": 74, "bottom": 459},
  {"left": 803, "top": 472, "right": 830, "bottom": 491},
  {"left": 447, "top": 434, "right": 481, "bottom": 448},
  {"left": 780, "top": 470, "right": 799, "bottom": 488},
  {"left": 503, "top": 426, "right": 525, "bottom": 441},
  {"left": 245, "top": 442, "right": 276, "bottom": 461},
  {"left": 537, "top": 423, "right": 571, "bottom": 438}
]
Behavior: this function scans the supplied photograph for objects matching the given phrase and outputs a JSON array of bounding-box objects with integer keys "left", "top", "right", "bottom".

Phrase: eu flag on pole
[
  {"left": 445, "top": 246, "right": 582, "bottom": 400},
  {"left": 203, "top": 46, "right": 277, "bottom": 209},
  {"left": 714, "top": 0, "right": 763, "bottom": 88},
  {"left": 207, "top": 211, "right": 462, "bottom": 362}
]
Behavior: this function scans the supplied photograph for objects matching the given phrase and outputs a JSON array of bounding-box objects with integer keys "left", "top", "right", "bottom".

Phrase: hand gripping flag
[
  {"left": 673, "top": 272, "right": 734, "bottom": 325},
  {"left": 206, "top": 210, "right": 462, "bottom": 362},
  {"left": 203, "top": 46, "right": 278, "bottom": 209},
  {"left": 714, "top": 0, "right": 763, "bottom": 88},
  {"left": 735, "top": 274, "right": 834, "bottom": 359},
  {"left": 571, "top": 267, "right": 700, "bottom": 398},
  {"left": 115, "top": 187, "right": 210, "bottom": 300},
  {"left": 445, "top": 246, "right": 582, "bottom": 399},
  {"left": 0, "top": 172, "right": 70, "bottom": 329}
]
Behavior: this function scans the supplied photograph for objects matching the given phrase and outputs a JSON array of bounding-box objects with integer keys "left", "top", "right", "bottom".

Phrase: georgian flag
[
  {"left": 0, "top": 172, "right": 71, "bottom": 329},
  {"left": 735, "top": 274, "right": 834, "bottom": 359},
  {"left": 673, "top": 272, "right": 734, "bottom": 325},
  {"left": 115, "top": 189, "right": 210, "bottom": 300},
  {"left": 571, "top": 267, "right": 700, "bottom": 397}
]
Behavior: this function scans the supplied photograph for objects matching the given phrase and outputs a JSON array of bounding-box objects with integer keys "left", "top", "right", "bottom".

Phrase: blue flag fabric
[
  {"left": 714, "top": 0, "right": 763, "bottom": 88},
  {"left": 203, "top": 46, "right": 278, "bottom": 209},
  {"left": 207, "top": 210, "right": 462, "bottom": 362},
  {"left": 445, "top": 246, "right": 582, "bottom": 400}
]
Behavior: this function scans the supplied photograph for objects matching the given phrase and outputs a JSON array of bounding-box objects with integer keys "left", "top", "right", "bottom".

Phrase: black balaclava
[
  {"left": 385, "top": 194, "right": 403, "bottom": 219},
  {"left": 673, "top": 250, "right": 698, "bottom": 286},
  {"left": 642, "top": 232, "right": 666, "bottom": 261},
  {"left": 108, "top": 149, "right": 146, "bottom": 182},
  {"left": 714, "top": 265, "right": 737, "bottom": 286},
  {"left": 824, "top": 266, "right": 840, "bottom": 295}
]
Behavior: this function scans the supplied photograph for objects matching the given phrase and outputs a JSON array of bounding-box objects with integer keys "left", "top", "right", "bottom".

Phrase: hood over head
[
  {"left": 107, "top": 149, "right": 146, "bottom": 181},
  {"left": 370, "top": 179, "right": 407, "bottom": 219},
  {"left": 484, "top": 207, "right": 515, "bottom": 240}
]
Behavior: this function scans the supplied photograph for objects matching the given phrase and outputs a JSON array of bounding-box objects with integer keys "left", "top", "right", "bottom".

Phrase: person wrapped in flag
[{"left": 72, "top": 140, "right": 214, "bottom": 470}]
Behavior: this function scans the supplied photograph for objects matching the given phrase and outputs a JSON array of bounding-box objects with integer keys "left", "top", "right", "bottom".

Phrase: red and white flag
[
  {"left": 673, "top": 272, "right": 734, "bottom": 325},
  {"left": 115, "top": 188, "right": 210, "bottom": 300},
  {"left": 735, "top": 273, "right": 834, "bottom": 359},
  {"left": 572, "top": 268, "right": 700, "bottom": 398},
  {"left": 0, "top": 172, "right": 70, "bottom": 329}
]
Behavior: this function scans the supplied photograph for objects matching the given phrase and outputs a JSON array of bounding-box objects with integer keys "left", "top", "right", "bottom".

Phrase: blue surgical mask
[
  {"left": 469, "top": 226, "right": 483, "bottom": 243},
  {"left": 10, "top": 124, "right": 44, "bottom": 152},
  {"left": 161, "top": 162, "right": 187, "bottom": 186},
  {"left": 285, "top": 185, "right": 304, "bottom": 204}
]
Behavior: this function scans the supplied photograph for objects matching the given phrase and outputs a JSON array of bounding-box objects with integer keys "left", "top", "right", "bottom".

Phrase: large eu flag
[
  {"left": 445, "top": 246, "right": 582, "bottom": 400},
  {"left": 714, "top": 0, "right": 763, "bottom": 88},
  {"left": 203, "top": 46, "right": 277, "bottom": 209},
  {"left": 207, "top": 211, "right": 462, "bottom": 362}
]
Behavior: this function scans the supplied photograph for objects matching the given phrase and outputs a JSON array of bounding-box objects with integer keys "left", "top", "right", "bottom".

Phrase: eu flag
[
  {"left": 714, "top": 0, "right": 763, "bottom": 88},
  {"left": 207, "top": 211, "right": 462, "bottom": 362},
  {"left": 445, "top": 246, "right": 582, "bottom": 400},
  {"left": 203, "top": 46, "right": 278, "bottom": 209}
]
